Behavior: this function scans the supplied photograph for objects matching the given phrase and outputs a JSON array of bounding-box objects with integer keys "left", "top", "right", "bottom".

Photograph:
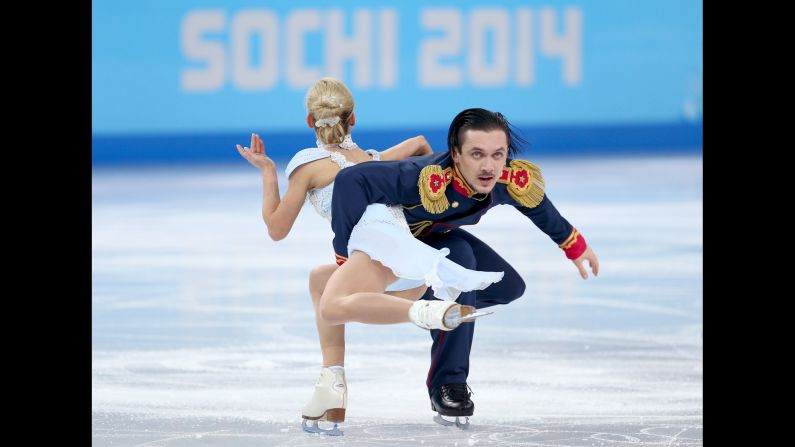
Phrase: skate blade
[
  {"left": 445, "top": 305, "right": 491, "bottom": 329},
  {"left": 433, "top": 414, "right": 471, "bottom": 430},
  {"left": 433, "top": 414, "right": 456, "bottom": 426},
  {"left": 301, "top": 419, "right": 344, "bottom": 436},
  {"left": 460, "top": 309, "right": 494, "bottom": 322}
]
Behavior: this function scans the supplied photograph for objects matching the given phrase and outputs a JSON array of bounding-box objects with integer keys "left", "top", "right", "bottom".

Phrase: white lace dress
[{"left": 285, "top": 142, "right": 503, "bottom": 301}]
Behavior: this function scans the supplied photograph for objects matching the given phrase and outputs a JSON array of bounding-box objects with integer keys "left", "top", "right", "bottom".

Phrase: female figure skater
[{"left": 237, "top": 77, "right": 503, "bottom": 434}]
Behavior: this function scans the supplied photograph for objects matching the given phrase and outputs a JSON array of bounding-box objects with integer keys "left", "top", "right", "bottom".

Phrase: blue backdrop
[{"left": 92, "top": 0, "right": 702, "bottom": 164}]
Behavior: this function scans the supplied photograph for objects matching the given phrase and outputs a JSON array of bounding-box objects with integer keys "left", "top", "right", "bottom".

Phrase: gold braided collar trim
[
  {"left": 418, "top": 165, "right": 451, "bottom": 214},
  {"left": 497, "top": 159, "right": 545, "bottom": 208}
]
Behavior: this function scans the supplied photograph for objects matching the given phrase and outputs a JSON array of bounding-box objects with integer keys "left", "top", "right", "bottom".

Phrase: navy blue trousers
[{"left": 418, "top": 228, "right": 526, "bottom": 393}]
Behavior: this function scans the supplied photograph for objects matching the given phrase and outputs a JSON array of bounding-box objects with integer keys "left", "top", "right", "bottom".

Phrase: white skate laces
[
  {"left": 409, "top": 300, "right": 475, "bottom": 330},
  {"left": 301, "top": 367, "right": 347, "bottom": 436}
]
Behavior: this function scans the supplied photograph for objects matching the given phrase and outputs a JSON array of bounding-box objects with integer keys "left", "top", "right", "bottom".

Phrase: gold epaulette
[
  {"left": 497, "top": 159, "right": 545, "bottom": 208},
  {"left": 418, "top": 165, "right": 452, "bottom": 214}
]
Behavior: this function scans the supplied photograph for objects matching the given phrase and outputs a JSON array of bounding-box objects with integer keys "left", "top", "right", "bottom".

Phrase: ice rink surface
[{"left": 92, "top": 153, "right": 702, "bottom": 446}]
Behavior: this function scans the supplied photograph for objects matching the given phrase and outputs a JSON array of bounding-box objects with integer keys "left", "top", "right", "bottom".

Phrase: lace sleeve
[{"left": 365, "top": 149, "right": 381, "bottom": 161}]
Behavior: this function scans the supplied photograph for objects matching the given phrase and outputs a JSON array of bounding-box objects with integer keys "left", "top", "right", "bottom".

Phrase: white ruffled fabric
[
  {"left": 348, "top": 204, "right": 504, "bottom": 301},
  {"left": 285, "top": 142, "right": 504, "bottom": 300}
]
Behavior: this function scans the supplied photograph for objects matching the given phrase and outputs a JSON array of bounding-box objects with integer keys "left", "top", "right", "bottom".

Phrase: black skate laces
[{"left": 443, "top": 383, "right": 473, "bottom": 401}]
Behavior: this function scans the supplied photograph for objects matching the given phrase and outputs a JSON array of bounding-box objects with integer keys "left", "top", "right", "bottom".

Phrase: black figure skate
[{"left": 430, "top": 383, "right": 474, "bottom": 429}]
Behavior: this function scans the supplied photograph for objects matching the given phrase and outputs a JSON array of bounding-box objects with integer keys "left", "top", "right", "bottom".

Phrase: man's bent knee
[{"left": 506, "top": 273, "right": 526, "bottom": 302}]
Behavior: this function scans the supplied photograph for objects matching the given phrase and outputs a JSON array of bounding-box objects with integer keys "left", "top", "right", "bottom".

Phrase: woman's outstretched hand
[{"left": 237, "top": 133, "right": 276, "bottom": 174}]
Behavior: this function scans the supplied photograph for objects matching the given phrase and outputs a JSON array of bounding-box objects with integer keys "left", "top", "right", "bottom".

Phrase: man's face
[{"left": 451, "top": 129, "right": 508, "bottom": 194}]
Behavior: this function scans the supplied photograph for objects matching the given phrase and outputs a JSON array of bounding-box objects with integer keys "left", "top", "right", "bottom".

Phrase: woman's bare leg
[
  {"left": 309, "top": 264, "right": 346, "bottom": 367},
  {"left": 309, "top": 264, "right": 427, "bottom": 366},
  {"left": 387, "top": 284, "right": 428, "bottom": 301},
  {"left": 319, "top": 251, "right": 423, "bottom": 325}
]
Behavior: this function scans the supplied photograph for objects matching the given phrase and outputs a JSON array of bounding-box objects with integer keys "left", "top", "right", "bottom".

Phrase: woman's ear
[{"left": 306, "top": 114, "right": 314, "bottom": 128}]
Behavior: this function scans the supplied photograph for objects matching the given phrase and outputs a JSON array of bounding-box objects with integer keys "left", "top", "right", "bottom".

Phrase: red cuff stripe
[
  {"left": 560, "top": 229, "right": 587, "bottom": 260},
  {"left": 335, "top": 254, "right": 347, "bottom": 266}
]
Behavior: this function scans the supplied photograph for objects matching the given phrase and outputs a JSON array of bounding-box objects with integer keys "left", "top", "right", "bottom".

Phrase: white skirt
[{"left": 347, "top": 204, "right": 504, "bottom": 301}]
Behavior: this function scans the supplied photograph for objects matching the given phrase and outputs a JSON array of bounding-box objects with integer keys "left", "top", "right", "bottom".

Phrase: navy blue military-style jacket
[{"left": 330, "top": 151, "right": 587, "bottom": 265}]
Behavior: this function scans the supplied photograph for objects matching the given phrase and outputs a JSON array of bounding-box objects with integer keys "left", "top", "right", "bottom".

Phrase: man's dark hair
[{"left": 447, "top": 108, "right": 527, "bottom": 157}]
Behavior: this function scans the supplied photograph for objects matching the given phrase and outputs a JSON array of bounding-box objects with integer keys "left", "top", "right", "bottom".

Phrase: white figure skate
[
  {"left": 301, "top": 367, "right": 347, "bottom": 436},
  {"left": 409, "top": 300, "right": 494, "bottom": 330}
]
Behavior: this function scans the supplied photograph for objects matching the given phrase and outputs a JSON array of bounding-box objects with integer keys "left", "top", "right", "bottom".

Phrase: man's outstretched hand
[{"left": 573, "top": 246, "right": 599, "bottom": 280}]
